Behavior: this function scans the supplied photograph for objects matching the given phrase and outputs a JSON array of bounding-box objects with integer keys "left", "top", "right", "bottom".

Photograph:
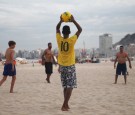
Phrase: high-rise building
[{"left": 99, "top": 34, "right": 113, "bottom": 57}]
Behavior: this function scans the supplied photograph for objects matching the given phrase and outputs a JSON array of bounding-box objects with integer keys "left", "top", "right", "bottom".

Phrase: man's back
[
  {"left": 5, "top": 48, "right": 14, "bottom": 63},
  {"left": 56, "top": 33, "right": 77, "bottom": 66}
]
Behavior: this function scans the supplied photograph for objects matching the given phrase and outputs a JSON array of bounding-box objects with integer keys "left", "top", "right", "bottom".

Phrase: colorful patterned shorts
[{"left": 60, "top": 65, "right": 77, "bottom": 88}]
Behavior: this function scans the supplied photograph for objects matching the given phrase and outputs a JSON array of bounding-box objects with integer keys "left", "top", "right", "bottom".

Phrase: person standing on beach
[
  {"left": 0, "top": 41, "right": 16, "bottom": 93},
  {"left": 114, "top": 45, "right": 132, "bottom": 84},
  {"left": 43, "top": 42, "right": 55, "bottom": 83},
  {"left": 56, "top": 15, "right": 82, "bottom": 111}
]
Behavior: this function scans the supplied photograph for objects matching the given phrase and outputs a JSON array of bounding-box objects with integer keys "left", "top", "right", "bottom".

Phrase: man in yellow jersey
[
  {"left": 114, "top": 46, "right": 132, "bottom": 84},
  {"left": 56, "top": 15, "right": 82, "bottom": 111}
]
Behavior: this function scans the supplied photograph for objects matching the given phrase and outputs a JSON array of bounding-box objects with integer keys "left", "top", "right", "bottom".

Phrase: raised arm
[
  {"left": 71, "top": 16, "right": 82, "bottom": 38},
  {"left": 56, "top": 17, "right": 63, "bottom": 33}
]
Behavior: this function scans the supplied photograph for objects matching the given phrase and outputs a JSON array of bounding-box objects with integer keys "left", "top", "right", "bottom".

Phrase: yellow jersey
[{"left": 56, "top": 33, "right": 77, "bottom": 66}]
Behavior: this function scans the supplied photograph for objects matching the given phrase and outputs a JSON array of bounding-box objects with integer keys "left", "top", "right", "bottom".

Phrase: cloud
[{"left": 0, "top": 0, "right": 135, "bottom": 51}]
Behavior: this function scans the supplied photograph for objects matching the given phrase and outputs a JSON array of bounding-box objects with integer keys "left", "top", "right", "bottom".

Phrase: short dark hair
[
  {"left": 62, "top": 25, "right": 70, "bottom": 35},
  {"left": 120, "top": 45, "right": 124, "bottom": 48},
  {"left": 8, "top": 41, "right": 16, "bottom": 46},
  {"left": 48, "top": 42, "right": 52, "bottom": 46}
]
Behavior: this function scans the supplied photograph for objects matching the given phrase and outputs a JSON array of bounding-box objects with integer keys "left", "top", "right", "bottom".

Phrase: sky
[{"left": 0, "top": 0, "right": 135, "bottom": 51}]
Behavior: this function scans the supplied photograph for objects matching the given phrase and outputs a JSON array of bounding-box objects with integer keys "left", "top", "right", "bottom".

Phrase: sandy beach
[{"left": 0, "top": 62, "right": 135, "bottom": 115}]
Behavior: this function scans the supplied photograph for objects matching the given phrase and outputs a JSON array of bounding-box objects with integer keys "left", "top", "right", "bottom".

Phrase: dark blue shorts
[
  {"left": 45, "top": 62, "right": 53, "bottom": 74},
  {"left": 116, "top": 63, "right": 127, "bottom": 75},
  {"left": 3, "top": 63, "right": 16, "bottom": 76}
]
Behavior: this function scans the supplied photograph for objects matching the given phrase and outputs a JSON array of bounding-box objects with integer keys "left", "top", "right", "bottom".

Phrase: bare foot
[
  {"left": 46, "top": 78, "right": 50, "bottom": 83},
  {"left": 61, "top": 107, "right": 68, "bottom": 111},
  {"left": 10, "top": 91, "right": 14, "bottom": 93},
  {"left": 66, "top": 105, "right": 70, "bottom": 109}
]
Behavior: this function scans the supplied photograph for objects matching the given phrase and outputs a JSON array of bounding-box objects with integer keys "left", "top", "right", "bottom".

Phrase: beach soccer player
[
  {"left": 42, "top": 43, "right": 56, "bottom": 83},
  {"left": 56, "top": 15, "right": 82, "bottom": 111},
  {"left": 114, "top": 45, "right": 132, "bottom": 84},
  {"left": 0, "top": 41, "right": 16, "bottom": 93}
]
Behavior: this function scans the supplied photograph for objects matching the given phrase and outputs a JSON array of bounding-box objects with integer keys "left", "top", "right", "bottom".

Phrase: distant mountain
[{"left": 114, "top": 33, "right": 135, "bottom": 47}]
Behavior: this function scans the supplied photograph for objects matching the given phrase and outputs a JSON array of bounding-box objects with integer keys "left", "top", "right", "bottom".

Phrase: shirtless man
[
  {"left": 0, "top": 41, "right": 16, "bottom": 93},
  {"left": 114, "top": 45, "right": 132, "bottom": 84},
  {"left": 43, "top": 42, "right": 55, "bottom": 83}
]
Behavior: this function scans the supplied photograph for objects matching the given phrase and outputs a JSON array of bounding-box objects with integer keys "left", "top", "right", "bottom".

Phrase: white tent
[{"left": 16, "top": 57, "right": 28, "bottom": 64}]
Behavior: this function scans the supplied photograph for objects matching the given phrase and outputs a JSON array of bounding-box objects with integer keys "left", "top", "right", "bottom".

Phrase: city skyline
[{"left": 0, "top": 0, "right": 135, "bottom": 51}]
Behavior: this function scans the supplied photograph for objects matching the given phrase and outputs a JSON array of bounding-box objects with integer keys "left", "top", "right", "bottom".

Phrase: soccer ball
[{"left": 61, "top": 12, "right": 72, "bottom": 22}]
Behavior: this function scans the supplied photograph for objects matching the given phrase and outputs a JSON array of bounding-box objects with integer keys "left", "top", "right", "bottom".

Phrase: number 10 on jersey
[{"left": 61, "top": 41, "right": 69, "bottom": 52}]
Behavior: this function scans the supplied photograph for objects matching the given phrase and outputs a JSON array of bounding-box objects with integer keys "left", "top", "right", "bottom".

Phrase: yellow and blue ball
[{"left": 61, "top": 12, "right": 72, "bottom": 22}]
